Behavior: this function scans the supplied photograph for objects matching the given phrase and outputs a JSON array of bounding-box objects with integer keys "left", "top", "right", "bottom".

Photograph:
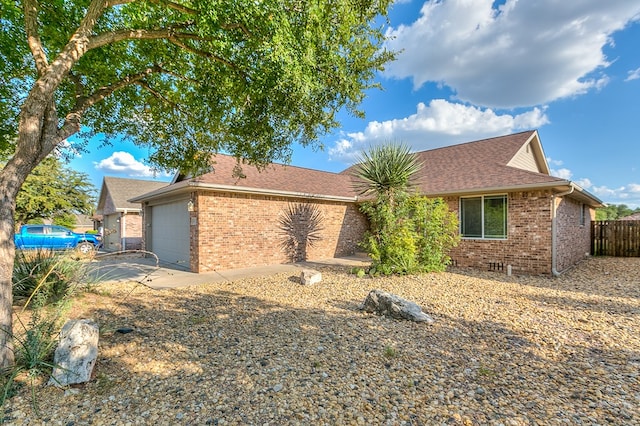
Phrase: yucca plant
[{"left": 351, "top": 143, "right": 422, "bottom": 207}]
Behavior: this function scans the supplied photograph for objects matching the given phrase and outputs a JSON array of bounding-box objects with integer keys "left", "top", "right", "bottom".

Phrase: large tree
[
  {"left": 15, "top": 156, "right": 96, "bottom": 226},
  {"left": 0, "top": 0, "right": 394, "bottom": 366}
]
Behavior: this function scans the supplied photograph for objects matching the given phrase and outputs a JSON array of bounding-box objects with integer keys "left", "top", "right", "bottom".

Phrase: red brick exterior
[
  {"left": 554, "top": 196, "right": 593, "bottom": 272},
  {"left": 444, "top": 191, "right": 593, "bottom": 275},
  {"left": 445, "top": 191, "right": 553, "bottom": 275},
  {"left": 190, "top": 191, "right": 368, "bottom": 272},
  {"left": 139, "top": 187, "right": 593, "bottom": 275}
]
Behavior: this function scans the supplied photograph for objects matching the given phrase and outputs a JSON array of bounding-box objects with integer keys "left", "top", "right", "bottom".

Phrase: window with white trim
[{"left": 460, "top": 195, "right": 508, "bottom": 239}]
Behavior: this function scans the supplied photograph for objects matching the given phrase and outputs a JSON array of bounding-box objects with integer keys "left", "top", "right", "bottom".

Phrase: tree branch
[
  {"left": 146, "top": 0, "right": 197, "bottom": 15},
  {"left": 23, "top": 0, "right": 49, "bottom": 76},
  {"left": 86, "top": 27, "right": 197, "bottom": 50},
  {"left": 168, "top": 37, "right": 242, "bottom": 74},
  {"left": 134, "top": 80, "right": 194, "bottom": 118},
  {"left": 220, "top": 23, "right": 252, "bottom": 38},
  {"left": 57, "top": 66, "right": 161, "bottom": 141}
]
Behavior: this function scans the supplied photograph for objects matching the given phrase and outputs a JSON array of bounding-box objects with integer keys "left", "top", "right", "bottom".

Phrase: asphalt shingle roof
[
  {"left": 100, "top": 177, "right": 168, "bottom": 211},
  {"left": 411, "top": 131, "right": 566, "bottom": 194},
  {"left": 192, "top": 155, "right": 357, "bottom": 199},
  {"left": 152, "top": 131, "right": 577, "bottom": 201}
]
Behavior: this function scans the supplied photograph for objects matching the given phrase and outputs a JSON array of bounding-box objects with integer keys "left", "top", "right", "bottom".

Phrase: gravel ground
[{"left": 4, "top": 256, "right": 640, "bottom": 425}]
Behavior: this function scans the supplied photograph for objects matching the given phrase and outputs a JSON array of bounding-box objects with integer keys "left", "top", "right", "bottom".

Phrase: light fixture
[{"left": 187, "top": 199, "right": 195, "bottom": 212}]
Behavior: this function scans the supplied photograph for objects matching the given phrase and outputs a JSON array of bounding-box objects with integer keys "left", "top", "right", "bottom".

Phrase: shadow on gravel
[
  {"left": 7, "top": 262, "right": 640, "bottom": 425},
  {"left": 20, "top": 278, "right": 636, "bottom": 424}
]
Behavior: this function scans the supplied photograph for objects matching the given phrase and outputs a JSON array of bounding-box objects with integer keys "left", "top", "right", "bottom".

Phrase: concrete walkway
[{"left": 88, "top": 254, "right": 370, "bottom": 290}]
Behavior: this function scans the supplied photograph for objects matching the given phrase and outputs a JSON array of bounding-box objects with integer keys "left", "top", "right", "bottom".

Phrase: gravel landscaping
[{"left": 5, "top": 256, "right": 640, "bottom": 425}]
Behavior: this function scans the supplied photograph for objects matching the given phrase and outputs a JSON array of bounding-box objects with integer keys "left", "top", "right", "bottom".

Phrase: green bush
[{"left": 359, "top": 195, "right": 459, "bottom": 275}]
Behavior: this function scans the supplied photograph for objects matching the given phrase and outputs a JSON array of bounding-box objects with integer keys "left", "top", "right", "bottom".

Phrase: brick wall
[
  {"left": 192, "top": 191, "right": 368, "bottom": 272},
  {"left": 554, "top": 197, "right": 593, "bottom": 272},
  {"left": 445, "top": 191, "right": 554, "bottom": 275},
  {"left": 123, "top": 212, "right": 143, "bottom": 250}
]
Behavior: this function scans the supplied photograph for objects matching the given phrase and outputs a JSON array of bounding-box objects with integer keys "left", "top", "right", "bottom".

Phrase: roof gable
[
  {"left": 412, "top": 130, "right": 564, "bottom": 194},
  {"left": 505, "top": 131, "right": 550, "bottom": 174},
  {"left": 97, "top": 177, "right": 168, "bottom": 214}
]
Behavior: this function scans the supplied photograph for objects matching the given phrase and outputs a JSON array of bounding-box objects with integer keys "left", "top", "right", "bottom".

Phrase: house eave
[
  {"left": 129, "top": 180, "right": 359, "bottom": 203},
  {"left": 424, "top": 180, "right": 604, "bottom": 207}
]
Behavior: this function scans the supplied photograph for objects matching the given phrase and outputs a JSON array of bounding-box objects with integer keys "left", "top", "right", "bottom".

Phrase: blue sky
[{"left": 69, "top": 0, "right": 640, "bottom": 207}]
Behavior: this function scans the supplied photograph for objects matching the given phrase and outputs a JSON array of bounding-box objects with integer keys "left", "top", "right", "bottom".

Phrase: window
[
  {"left": 460, "top": 195, "right": 507, "bottom": 239},
  {"left": 580, "top": 204, "right": 586, "bottom": 226}
]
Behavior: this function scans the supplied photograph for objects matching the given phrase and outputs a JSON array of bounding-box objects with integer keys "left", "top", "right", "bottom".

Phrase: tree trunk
[
  {"left": 0, "top": 165, "right": 22, "bottom": 368},
  {"left": 0, "top": 106, "right": 57, "bottom": 366}
]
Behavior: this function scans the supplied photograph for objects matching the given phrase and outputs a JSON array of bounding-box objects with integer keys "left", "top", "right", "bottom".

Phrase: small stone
[{"left": 273, "top": 383, "right": 284, "bottom": 392}]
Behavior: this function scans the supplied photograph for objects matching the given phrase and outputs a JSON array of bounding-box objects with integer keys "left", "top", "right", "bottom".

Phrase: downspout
[
  {"left": 121, "top": 209, "right": 127, "bottom": 251},
  {"left": 551, "top": 186, "right": 574, "bottom": 277}
]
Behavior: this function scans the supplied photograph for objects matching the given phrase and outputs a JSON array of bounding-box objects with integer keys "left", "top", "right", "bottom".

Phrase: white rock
[
  {"left": 300, "top": 269, "right": 322, "bottom": 285},
  {"left": 49, "top": 319, "right": 99, "bottom": 387}
]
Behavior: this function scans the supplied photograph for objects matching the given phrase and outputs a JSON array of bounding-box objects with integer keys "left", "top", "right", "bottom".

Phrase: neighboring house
[
  {"left": 131, "top": 130, "right": 603, "bottom": 275},
  {"left": 72, "top": 214, "right": 96, "bottom": 233},
  {"left": 619, "top": 212, "right": 640, "bottom": 220},
  {"left": 96, "top": 177, "right": 168, "bottom": 251}
]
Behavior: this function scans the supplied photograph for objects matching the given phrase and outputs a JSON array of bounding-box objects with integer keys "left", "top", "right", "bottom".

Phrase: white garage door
[{"left": 150, "top": 200, "right": 190, "bottom": 270}]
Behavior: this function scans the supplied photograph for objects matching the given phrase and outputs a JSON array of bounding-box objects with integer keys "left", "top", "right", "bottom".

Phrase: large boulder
[
  {"left": 49, "top": 319, "right": 99, "bottom": 387},
  {"left": 361, "top": 289, "right": 434, "bottom": 323}
]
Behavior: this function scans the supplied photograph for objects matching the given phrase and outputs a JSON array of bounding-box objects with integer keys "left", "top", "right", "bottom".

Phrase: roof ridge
[
  {"left": 413, "top": 130, "right": 535, "bottom": 155},
  {"left": 211, "top": 153, "right": 344, "bottom": 176}
]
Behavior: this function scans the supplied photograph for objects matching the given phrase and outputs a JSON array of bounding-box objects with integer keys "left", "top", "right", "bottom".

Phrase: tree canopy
[
  {"left": 596, "top": 204, "right": 640, "bottom": 220},
  {"left": 1, "top": 0, "right": 394, "bottom": 172},
  {"left": 15, "top": 156, "right": 96, "bottom": 227},
  {"left": 0, "top": 0, "right": 395, "bottom": 367}
]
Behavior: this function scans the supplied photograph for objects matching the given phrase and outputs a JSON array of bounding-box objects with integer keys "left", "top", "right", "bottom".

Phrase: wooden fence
[{"left": 591, "top": 220, "right": 640, "bottom": 257}]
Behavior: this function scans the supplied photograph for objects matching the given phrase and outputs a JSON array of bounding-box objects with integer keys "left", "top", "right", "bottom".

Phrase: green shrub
[{"left": 359, "top": 195, "right": 459, "bottom": 275}]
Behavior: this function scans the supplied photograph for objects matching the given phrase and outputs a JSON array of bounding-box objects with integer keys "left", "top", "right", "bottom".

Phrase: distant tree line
[
  {"left": 1, "top": 156, "right": 97, "bottom": 229},
  {"left": 595, "top": 204, "right": 640, "bottom": 220}
]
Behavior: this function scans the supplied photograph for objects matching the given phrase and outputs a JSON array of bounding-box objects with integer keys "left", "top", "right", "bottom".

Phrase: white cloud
[
  {"left": 547, "top": 164, "right": 640, "bottom": 207},
  {"left": 384, "top": 0, "right": 640, "bottom": 108},
  {"left": 547, "top": 158, "right": 564, "bottom": 167},
  {"left": 575, "top": 178, "right": 593, "bottom": 189},
  {"left": 94, "top": 151, "right": 167, "bottom": 178},
  {"left": 550, "top": 168, "right": 573, "bottom": 180},
  {"left": 328, "top": 99, "right": 548, "bottom": 162},
  {"left": 626, "top": 67, "right": 640, "bottom": 81}
]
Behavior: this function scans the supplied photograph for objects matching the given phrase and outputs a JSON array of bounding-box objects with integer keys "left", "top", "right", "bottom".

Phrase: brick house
[
  {"left": 406, "top": 131, "right": 603, "bottom": 275},
  {"left": 96, "top": 177, "right": 168, "bottom": 251},
  {"left": 130, "top": 161, "right": 367, "bottom": 271},
  {"left": 132, "top": 130, "right": 602, "bottom": 275}
]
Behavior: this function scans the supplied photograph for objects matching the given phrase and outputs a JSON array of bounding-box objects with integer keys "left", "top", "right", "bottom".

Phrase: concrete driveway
[{"left": 87, "top": 252, "right": 370, "bottom": 290}]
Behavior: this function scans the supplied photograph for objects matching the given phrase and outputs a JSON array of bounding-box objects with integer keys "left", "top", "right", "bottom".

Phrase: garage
[{"left": 149, "top": 199, "right": 191, "bottom": 270}]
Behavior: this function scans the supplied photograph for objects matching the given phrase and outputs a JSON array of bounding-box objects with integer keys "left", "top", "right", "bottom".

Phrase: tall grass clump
[
  {"left": 12, "top": 249, "right": 88, "bottom": 305},
  {"left": 1, "top": 249, "right": 86, "bottom": 415}
]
